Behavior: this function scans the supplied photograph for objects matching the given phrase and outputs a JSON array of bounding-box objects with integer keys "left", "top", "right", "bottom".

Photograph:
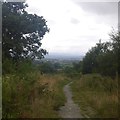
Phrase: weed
[{"left": 71, "top": 74, "right": 118, "bottom": 118}]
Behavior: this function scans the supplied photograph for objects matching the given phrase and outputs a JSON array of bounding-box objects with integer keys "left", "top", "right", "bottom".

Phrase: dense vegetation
[
  {"left": 2, "top": 2, "right": 49, "bottom": 62},
  {"left": 2, "top": 1, "right": 119, "bottom": 118},
  {"left": 70, "top": 32, "right": 119, "bottom": 117},
  {"left": 3, "top": 64, "right": 70, "bottom": 117},
  {"left": 2, "top": 2, "right": 70, "bottom": 118},
  {"left": 71, "top": 74, "right": 118, "bottom": 117},
  {"left": 71, "top": 31, "right": 119, "bottom": 78}
]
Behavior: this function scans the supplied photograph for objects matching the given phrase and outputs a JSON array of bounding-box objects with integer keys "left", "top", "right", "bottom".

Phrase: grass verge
[
  {"left": 71, "top": 74, "right": 118, "bottom": 118},
  {"left": 3, "top": 72, "right": 71, "bottom": 118}
]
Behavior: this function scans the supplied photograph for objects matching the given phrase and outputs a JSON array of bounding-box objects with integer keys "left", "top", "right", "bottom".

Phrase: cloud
[
  {"left": 72, "top": 2, "right": 118, "bottom": 15},
  {"left": 70, "top": 18, "right": 80, "bottom": 24},
  {"left": 119, "top": 2, "right": 120, "bottom": 31},
  {"left": 71, "top": 1, "right": 118, "bottom": 29},
  {"left": 26, "top": 0, "right": 117, "bottom": 56}
]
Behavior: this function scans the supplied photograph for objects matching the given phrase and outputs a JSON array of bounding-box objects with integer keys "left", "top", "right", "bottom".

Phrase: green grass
[
  {"left": 53, "top": 76, "right": 71, "bottom": 110},
  {"left": 71, "top": 74, "right": 118, "bottom": 118},
  {"left": 2, "top": 71, "right": 71, "bottom": 118}
]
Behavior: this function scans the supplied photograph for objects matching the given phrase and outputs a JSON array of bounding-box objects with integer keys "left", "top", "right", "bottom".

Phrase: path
[{"left": 59, "top": 82, "right": 83, "bottom": 118}]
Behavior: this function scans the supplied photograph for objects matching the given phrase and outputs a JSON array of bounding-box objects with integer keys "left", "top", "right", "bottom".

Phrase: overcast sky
[{"left": 26, "top": 0, "right": 118, "bottom": 56}]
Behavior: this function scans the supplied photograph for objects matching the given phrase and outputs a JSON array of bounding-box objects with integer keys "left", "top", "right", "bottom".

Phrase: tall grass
[
  {"left": 3, "top": 71, "right": 40, "bottom": 118},
  {"left": 2, "top": 61, "right": 70, "bottom": 118},
  {"left": 71, "top": 74, "right": 118, "bottom": 118}
]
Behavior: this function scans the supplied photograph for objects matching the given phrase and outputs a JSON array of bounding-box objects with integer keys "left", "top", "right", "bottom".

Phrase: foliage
[
  {"left": 2, "top": 1, "right": 71, "bottom": 119},
  {"left": 2, "top": 2, "right": 49, "bottom": 61},
  {"left": 2, "top": 58, "right": 35, "bottom": 75},
  {"left": 109, "top": 31, "right": 120, "bottom": 75},
  {"left": 63, "top": 65, "right": 82, "bottom": 79},
  {"left": 72, "top": 61, "right": 82, "bottom": 73},
  {"left": 38, "top": 61, "right": 62, "bottom": 74},
  {"left": 2, "top": 68, "right": 70, "bottom": 118},
  {"left": 2, "top": 65, "right": 40, "bottom": 117},
  {"left": 80, "top": 31, "right": 119, "bottom": 77}
]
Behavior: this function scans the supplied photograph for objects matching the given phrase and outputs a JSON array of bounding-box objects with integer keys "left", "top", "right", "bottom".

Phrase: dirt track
[{"left": 59, "top": 82, "right": 83, "bottom": 118}]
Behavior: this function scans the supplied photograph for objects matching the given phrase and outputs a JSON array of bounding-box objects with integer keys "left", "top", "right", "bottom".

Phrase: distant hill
[
  {"left": 33, "top": 53, "right": 84, "bottom": 65},
  {"left": 44, "top": 53, "right": 84, "bottom": 61}
]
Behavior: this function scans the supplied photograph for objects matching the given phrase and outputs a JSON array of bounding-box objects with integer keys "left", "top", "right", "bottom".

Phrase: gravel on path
[{"left": 59, "top": 82, "right": 83, "bottom": 118}]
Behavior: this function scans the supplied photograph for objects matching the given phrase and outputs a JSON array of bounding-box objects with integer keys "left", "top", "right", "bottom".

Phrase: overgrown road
[{"left": 59, "top": 82, "right": 83, "bottom": 118}]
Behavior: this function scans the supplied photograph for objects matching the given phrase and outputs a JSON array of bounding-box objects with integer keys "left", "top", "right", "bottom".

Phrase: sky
[{"left": 26, "top": 0, "right": 118, "bottom": 56}]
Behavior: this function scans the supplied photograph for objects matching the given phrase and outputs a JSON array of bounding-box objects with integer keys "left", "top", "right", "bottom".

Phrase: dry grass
[
  {"left": 24, "top": 73, "right": 70, "bottom": 118},
  {"left": 3, "top": 73, "right": 70, "bottom": 118},
  {"left": 71, "top": 74, "right": 118, "bottom": 118},
  {"left": 38, "top": 74, "right": 64, "bottom": 91}
]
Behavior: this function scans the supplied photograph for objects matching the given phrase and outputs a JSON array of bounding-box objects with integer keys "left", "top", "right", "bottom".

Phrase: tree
[
  {"left": 82, "top": 40, "right": 104, "bottom": 74},
  {"left": 2, "top": 2, "right": 49, "bottom": 61},
  {"left": 38, "top": 61, "right": 56, "bottom": 74},
  {"left": 109, "top": 31, "right": 120, "bottom": 76},
  {"left": 81, "top": 31, "right": 119, "bottom": 77}
]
